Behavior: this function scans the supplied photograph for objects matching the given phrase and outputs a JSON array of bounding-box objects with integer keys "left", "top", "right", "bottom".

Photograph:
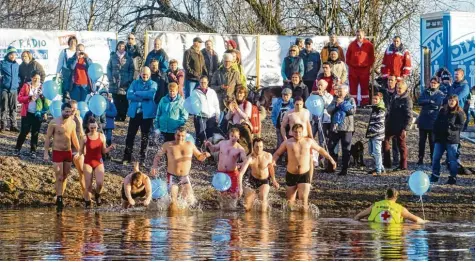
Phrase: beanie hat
[
  {"left": 227, "top": 40, "right": 237, "bottom": 49},
  {"left": 5, "top": 46, "right": 17, "bottom": 56},
  {"left": 329, "top": 47, "right": 339, "bottom": 53}
]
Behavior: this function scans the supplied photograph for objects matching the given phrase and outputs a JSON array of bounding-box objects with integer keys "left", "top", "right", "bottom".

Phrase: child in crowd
[{"left": 365, "top": 92, "right": 386, "bottom": 176}]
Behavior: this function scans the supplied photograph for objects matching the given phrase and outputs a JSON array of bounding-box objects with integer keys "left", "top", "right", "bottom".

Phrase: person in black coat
[
  {"left": 283, "top": 72, "right": 309, "bottom": 102},
  {"left": 430, "top": 95, "right": 466, "bottom": 185}
]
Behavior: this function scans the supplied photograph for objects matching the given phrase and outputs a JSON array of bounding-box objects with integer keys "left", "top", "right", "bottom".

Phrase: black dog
[{"left": 350, "top": 141, "right": 365, "bottom": 168}]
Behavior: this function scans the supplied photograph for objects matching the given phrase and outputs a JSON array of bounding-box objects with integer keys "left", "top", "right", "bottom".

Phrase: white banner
[
  {"left": 146, "top": 31, "right": 258, "bottom": 79},
  {"left": 0, "top": 29, "right": 116, "bottom": 80},
  {"left": 259, "top": 35, "right": 354, "bottom": 87}
]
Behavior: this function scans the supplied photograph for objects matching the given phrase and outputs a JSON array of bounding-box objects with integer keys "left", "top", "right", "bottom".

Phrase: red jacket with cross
[{"left": 381, "top": 43, "right": 412, "bottom": 79}]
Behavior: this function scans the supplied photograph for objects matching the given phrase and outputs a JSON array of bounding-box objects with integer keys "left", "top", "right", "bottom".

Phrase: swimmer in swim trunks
[
  {"left": 151, "top": 126, "right": 210, "bottom": 209},
  {"left": 79, "top": 118, "right": 116, "bottom": 208},
  {"left": 205, "top": 127, "right": 249, "bottom": 208},
  {"left": 272, "top": 123, "right": 336, "bottom": 212},
  {"left": 243, "top": 137, "right": 279, "bottom": 212},
  {"left": 122, "top": 162, "right": 152, "bottom": 209},
  {"left": 43, "top": 102, "right": 80, "bottom": 212}
]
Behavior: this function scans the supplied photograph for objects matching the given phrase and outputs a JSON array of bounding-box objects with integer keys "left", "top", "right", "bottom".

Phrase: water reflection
[{"left": 0, "top": 209, "right": 473, "bottom": 260}]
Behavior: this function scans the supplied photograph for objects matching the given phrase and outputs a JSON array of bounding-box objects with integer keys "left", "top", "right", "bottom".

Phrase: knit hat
[
  {"left": 227, "top": 40, "right": 237, "bottom": 49},
  {"left": 5, "top": 46, "right": 17, "bottom": 56},
  {"left": 329, "top": 47, "right": 339, "bottom": 53}
]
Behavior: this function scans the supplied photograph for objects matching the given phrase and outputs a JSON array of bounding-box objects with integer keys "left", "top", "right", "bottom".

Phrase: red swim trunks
[
  {"left": 219, "top": 170, "right": 240, "bottom": 194},
  {"left": 52, "top": 150, "right": 73, "bottom": 163}
]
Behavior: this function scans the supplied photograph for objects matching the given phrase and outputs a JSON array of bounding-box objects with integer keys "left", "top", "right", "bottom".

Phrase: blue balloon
[
  {"left": 185, "top": 133, "right": 195, "bottom": 144},
  {"left": 184, "top": 95, "right": 201, "bottom": 115},
  {"left": 88, "top": 94, "right": 107, "bottom": 116},
  {"left": 305, "top": 94, "right": 325, "bottom": 117},
  {"left": 42, "top": 80, "right": 61, "bottom": 101},
  {"left": 78, "top": 101, "right": 89, "bottom": 119},
  {"left": 88, "top": 63, "right": 104, "bottom": 83},
  {"left": 212, "top": 172, "right": 232, "bottom": 192},
  {"left": 50, "top": 100, "right": 62, "bottom": 118},
  {"left": 151, "top": 179, "right": 168, "bottom": 199},
  {"left": 408, "top": 171, "right": 430, "bottom": 196}
]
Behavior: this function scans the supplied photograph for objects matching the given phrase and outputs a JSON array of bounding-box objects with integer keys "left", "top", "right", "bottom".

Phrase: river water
[{"left": 0, "top": 209, "right": 474, "bottom": 261}]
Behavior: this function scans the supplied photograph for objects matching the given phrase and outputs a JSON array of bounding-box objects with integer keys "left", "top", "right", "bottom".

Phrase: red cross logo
[{"left": 380, "top": 211, "right": 391, "bottom": 221}]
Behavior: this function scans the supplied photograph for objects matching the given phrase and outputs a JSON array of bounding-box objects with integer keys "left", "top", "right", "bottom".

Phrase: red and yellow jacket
[{"left": 381, "top": 43, "right": 412, "bottom": 79}]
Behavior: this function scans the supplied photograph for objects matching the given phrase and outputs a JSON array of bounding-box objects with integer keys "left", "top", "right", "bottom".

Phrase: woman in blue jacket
[{"left": 0, "top": 46, "right": 20, "bottom": 132}]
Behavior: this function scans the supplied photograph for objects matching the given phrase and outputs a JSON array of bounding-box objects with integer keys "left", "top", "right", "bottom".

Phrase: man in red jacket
[
  {"left": 346, "top": 29, "right": 375, "bottom": 106},
  {"left": 381, "top": 36, "right": 411, "bottom": 83}
]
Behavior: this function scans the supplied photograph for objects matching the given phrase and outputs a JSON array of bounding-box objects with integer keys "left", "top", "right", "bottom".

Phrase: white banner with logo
[{"left": 0, "top": 29, "right": 117, "bottom": 79}]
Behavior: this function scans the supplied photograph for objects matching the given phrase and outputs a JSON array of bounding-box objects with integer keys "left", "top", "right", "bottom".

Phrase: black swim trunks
[
  {"left": 246, "top": 175, "right": 270, "bottom": 190},
  {"left": 285, "top": 170, "right": 311, "bottom": 187},
  {"left": 121, "top": 186, "right": 146, "bottom": 201}
]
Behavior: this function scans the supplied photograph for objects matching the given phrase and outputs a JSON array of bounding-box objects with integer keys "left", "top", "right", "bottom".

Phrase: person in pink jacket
[{"left": 167, "top": 59, "right": 185, "bottom": 97}]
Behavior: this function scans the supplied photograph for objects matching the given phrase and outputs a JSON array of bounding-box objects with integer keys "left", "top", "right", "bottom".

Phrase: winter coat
[
  {"left": 154, "top": 94, "right": 189, "bottom": 133},
  {"left": 321, "top": 43, "right": 346, "bottom": 63},
  {"left": 0, "top": 58, "right": 20, "bottom": 91},
  {"left": 346, "top": 39, "right": 375, "bottom": 70},
  {"left": 127, "top": 78, "right": 158, "bottom": 119},
  {"left": 105, "top": 100, "right": 117, "bottom": 129},
  {"left": 83, "top": 111, "right": 106, "bottom": 132},
  {"left": 166, "top": 69, "right": 185, "bottom": 97},
  {"left": 201, "top": 48, "right": 219, "bottom": 78},
  {"left": 385, "top": 90, "right": 413, "bottom": 135},
  {"left": 283, "top": 81, "right": 309, "bottom": 102},
  {"left": 67, "top": 54, "right": 93, "bottom": 91},
  {"left": 56, "top": 48, "right": 75, "bottom": 85},
  {"left": 190, "top": 87, "right": 220, "bottom": 118},
  {"left": 379, "top": 87, "right": 396, "bottom": 111},
  {"left": 299, "top": 49, "right": 321, "bottom": 81},
  {"left": 281, "top": 56, "right": 304, "bottom": 81},
  {"left": 327, "top": 95, "right": 356, "bottom": 132},
  {"left": 319, "top": 59, "right": 347, "bottom": 84},
  {"left": 313, "top": 92, "right": 334, "bottom": 124},
  {"left": 365, "top": 100, "right": 386, "bottom": 140},
  {"left": 145, "top": 49, "right": 169, "bottom": 73},
  {"left": 210, "top": 66, "right": 240, "bottom": 98},
  {"left": 183, "top": 47, "right": 207, "bottom": 81},
  {"left": 17, "top": 82, "right": 50, "bottom": 117},
  {"left": 107, "top": 52, "right": 135, "bottom": 95},
  {"left": 126, "top": 44, "right": 141, "bottom": 59},
  {"left": 381, "top": 43, "right": 412, "bottom": 79},
  {"left": 448, "top": 79, "right": 470, "bottom": 107},
  {"left": 433, "top": 106, "right": 466, "bottom": 144},
  {"left": 271, "top": 98, "right": 294, "bottom": 127},
  {"left": 314, "top": 72, "right": 339, "bottom": 95},
  {"left": 19, "top": 59, "right": 46, "bottom": 87},
  {"left": 417, "top": 88, "right": 445, "bottom": 130},
  {"left": 151, "top": 70, "right": 168, "bottom": 104}
]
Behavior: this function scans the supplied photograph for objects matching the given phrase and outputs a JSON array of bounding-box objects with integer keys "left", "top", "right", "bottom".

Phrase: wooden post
[
  {"left": 256, "top": 34, "right": 261, "bottom": 88},
  {"left": 144, "top": 30, "right": 149, "bottom": 61}
]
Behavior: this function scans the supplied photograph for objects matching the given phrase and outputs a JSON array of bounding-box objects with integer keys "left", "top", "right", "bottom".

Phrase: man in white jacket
[{"left": 190, "top": 75, "right": 221, "bottom": 148}]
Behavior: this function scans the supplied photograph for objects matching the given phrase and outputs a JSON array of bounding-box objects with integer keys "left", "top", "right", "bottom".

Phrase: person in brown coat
[
  {"left": 210, "top": 53, "right": 240, "bottom": 111},
  {"left": 183, "top": 37, "right": 208, "bottom": 99},
  {"left": 321, "top": 33, "right": 346, "bottom": 63}
]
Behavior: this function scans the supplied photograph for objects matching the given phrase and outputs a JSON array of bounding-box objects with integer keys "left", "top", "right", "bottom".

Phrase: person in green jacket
[
  {"left": 154, "top": 82, "right": 189, "bottom": 142},
  {"left": 353, "top": 188, "right": 426, "bottom": 224}
]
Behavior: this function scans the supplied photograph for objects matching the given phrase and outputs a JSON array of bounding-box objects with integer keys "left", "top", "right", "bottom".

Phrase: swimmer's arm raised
[
  {"left": 354, "top": 205, "right": 372, "bottom": 221},
  {"left": 402, "top": 208, "right": 426, "bottom": 224},
  {"left": 43, "top": 121, "right": 55, "bottom": 160}
]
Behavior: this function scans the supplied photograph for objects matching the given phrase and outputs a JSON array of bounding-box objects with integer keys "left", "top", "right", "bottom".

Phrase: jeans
[
  {"left": 464, "top": 108, "right": 475, "bottom": 130},
  {"left": 70, "top": 84, "right": 89, "bottom": 102},
  {"left": 113, "top": 94, "right": 128, "bottom": 121},
  {"left": 104, "top": 128, "right": 113, "bottom": 147},
  {"left": 0, "top": 90, "right": 17, "bottom": 129},
  {"left": 184, "top": 80, "right": 199, "bottom": 99},
  {"left": 194, "top": 115, "right": 218, "bottom": 148},
  {"left": 123, "top": 113, "right": 153, "bottom": 162},
  {"left": 383, "top": 130, "right": 408, "bottom": 169},
  {"left": 418, "top": 129, "right": 435, "bottom": 163},
  {"left": 15, "top": 113, "right": 42, "bottom": 152},
  {"left": 432, "top": 143, "right": 459, "bottom": 178},
  {"left": 327, "top": 131, "right": 353, "bottom": 171},
  {"left": 368, "top": 138, "right": 384, "bottom": 173}
]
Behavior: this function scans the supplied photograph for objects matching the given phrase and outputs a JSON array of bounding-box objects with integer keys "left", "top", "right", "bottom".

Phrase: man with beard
[{"left": 43, "top": 103, "right": 80, "bottom": 212}]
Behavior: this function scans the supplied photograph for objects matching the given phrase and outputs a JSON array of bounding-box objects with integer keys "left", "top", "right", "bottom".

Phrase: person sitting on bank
[
  {"left": 353, "top": 188, "right": 426, "bottom": 224},
  {"left": 122, "top": 162, "right": 152, "bottom": 209}
]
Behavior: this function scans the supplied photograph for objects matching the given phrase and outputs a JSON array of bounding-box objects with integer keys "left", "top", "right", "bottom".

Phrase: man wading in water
[
  {"left": 151, "top": 126, "right": 210, "bottom": 211},
  {"left": 43, "top": 103, "right": 80, "bottom": 212},
  {"left": 273, "top": 124, "right": 336, "bottom": 212},
  {"left": 205, "top": 127, "right": 249, "bottom": 209}
]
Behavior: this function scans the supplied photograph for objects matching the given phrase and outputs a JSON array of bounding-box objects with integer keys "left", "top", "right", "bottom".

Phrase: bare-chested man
[
  {"left": 280, "top": 96, "right": 313, "bottom": 140},
  {"left": 43, "top": 102, "right": 80, "bottom": 212},
  {"left": 205, "top": 127, "right": 249, "bottom": 206},
  {"left": 151, "top": 127, "right": 210, "bottom": 209},
  {"left": 243, "top": 138, "right": 279, "bottom": 212},
  {"left": 122, "top": 162, "right": 152, "bottom": 208},
  {"left": 273, "top": 124, "right": 336, "bottom": 212},
  {"left": 70, "top": 100, "right": 86, "bottom": 195}
]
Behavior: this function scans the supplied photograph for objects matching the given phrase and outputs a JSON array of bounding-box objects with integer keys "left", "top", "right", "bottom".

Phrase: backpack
[{"left": 244, "top": 101, "right": 261, "bottom": 134}]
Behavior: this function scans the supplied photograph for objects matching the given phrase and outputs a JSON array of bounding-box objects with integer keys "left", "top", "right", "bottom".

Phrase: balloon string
[
  {"left": 317, "top": 118, "right": 329, "bottom": 152},
  {"left": 420, "top": 195, "right": 426, "bottom": 221}
]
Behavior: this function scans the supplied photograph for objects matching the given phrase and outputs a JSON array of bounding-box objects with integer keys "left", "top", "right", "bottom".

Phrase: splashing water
[{"left": 280, "top": 200, "right": 320, "bottom": 216}]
